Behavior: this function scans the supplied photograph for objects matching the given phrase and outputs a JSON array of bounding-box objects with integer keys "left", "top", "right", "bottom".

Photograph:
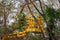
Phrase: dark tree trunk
[{"left": 47, "top": 23, "right": 57, "bottom": 40}]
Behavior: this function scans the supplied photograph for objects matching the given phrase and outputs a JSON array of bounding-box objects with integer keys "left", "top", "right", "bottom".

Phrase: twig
[
  {"left": 38, "top": 0, "right": 44, "bottom": 14},
  {"left": 30, "top": 0, "right": 44, "bottom": 17}
]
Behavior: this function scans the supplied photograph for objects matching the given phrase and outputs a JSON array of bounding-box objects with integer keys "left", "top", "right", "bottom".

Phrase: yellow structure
[{"left": 2, "top": 15, "right": 45, "bottom": 40}]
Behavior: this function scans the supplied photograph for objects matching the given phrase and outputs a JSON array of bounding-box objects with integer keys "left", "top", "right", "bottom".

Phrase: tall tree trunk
[
  {"left": 4, "top": 12, "right": 6, "bottom": 28},
  {"left": 3, "top": 8, "right": 8, "bottom": 34},
  {"left": 47, "top": 22, "right": 56, "bottom": 40}
]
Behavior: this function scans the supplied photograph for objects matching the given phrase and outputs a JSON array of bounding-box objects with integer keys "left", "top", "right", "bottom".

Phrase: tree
[
  {"left": 27, "top": 0, "right": 60, "bottom": 40},
  {"left": 17, "top": 13, "right": 26, "bottom": 31},
  {"left": 0, "top": 0, "right": 17, "bottom": 38}
]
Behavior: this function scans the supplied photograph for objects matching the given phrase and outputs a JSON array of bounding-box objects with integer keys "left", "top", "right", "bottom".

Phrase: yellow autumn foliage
[{"left": 2, "top": 15, "right": 45, "bottom": 40}]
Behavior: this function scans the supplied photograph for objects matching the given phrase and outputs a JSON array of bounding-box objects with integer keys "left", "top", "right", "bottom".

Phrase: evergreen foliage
[{"left": 17, "top": 13, "right": 26, "bottom": 31}]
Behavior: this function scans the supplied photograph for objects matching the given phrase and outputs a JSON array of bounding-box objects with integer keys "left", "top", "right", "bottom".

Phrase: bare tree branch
[
  {"left": 30, "top": 0, "right": 44, "bottom": 17},
  {"left": 38, "top": 0, "right": 44, "bottom": 14}
]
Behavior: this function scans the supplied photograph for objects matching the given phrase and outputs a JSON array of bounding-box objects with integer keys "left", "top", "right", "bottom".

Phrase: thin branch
[
  {"left": 30, "top": 0, "right": 44, "bottom": 17},
  {"left": 20, "top": 4, "right": 26, "bottom": 14},
  {"left": 38, "top": 0, "right": 44, "bottom": 14},
  {"left": 25, "top": 0, "right": 38, "bottom": 23},
  {"left": 30, "top": 0, "right": 47, "bottom": 23},
  {"left": 20, "top": 0, "right": 36, "bottom": 13},
  {"left": 38, "top": 0, "right": 47, "bottom": 22}
]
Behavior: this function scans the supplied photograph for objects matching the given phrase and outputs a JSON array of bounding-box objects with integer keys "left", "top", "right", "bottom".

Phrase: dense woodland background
[{"left": 0, "top": 0, "right": 60, "bottom": 40}]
